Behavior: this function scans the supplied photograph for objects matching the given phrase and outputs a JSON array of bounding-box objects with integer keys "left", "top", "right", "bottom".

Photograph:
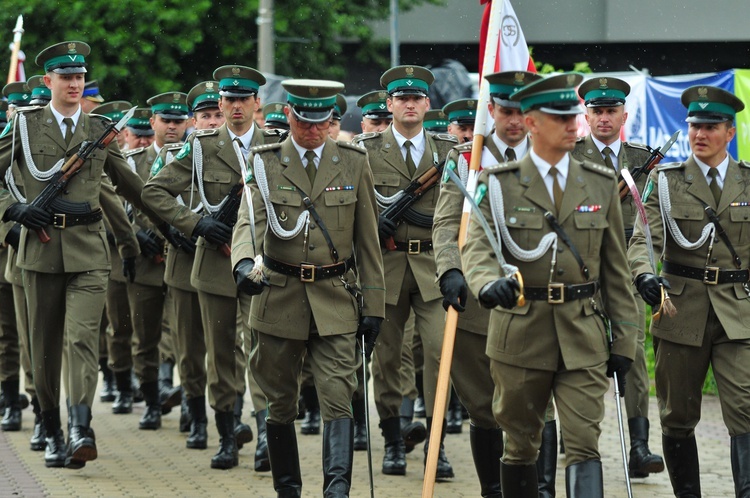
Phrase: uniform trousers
[
  {"left": 451, "top": 328, "right": 496, "bottom": 429},
  {"left": 168, "top": 286, "right": 206, "bottom": 400},
  {"left": 127, "top": 282, "right": 165, "bottom": 383},
  {"left": 625, "top": 297, "right": 650, "bottom": 418},
  {"left": 0, "top": 278, "right": 19, "bottom": 382},
  {"left": 236, "top": 292, "right": 265, "bottom": 411},
  {"left": 197, "top": 290, "right": 237, "bottom": 412},
  {"left": 11, "top": 280, "right": 33, "bottom": 396},
  {"left": 105, "top": 280, "right": 133, "bottom": 373}
]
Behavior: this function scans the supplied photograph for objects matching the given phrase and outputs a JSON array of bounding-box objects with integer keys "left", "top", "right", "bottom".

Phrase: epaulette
[
  {"left": 581, "top": 160, "right": 615, "bottom": 178},
  {"left": 124, "top": 147, "right": 145, "bottom": 157},
  {"left": 337, "top": 141, "right": 366, "bottom": 154},
  {"left": 431, "top": 133, "right": 459, "bottom": 144},
  {"left": 454, "top": 141, "right": 473, "bottom": 153},
  {"left": 163, "top": 142, "right": 184, "bottom": 151},
  {"left": 14, "top": 105, "right": 43, "bottom": 114},
  {"left": 263, "top": 128, "right": 286, "bottom": 137},
  {"left": 575, "top": 136, "right": 586, "bottom": 143},
  {"left": 739, "top": 160, "right": 750, "bottom": 169},
  {"left": 250, "top": 142, "right": 282, "bottom": 154},
  {"left": 656, "top": 162, "right": 683, "bottom": 171},
  {"left": 351, "top": 131, "right": 379, "bottom": 143},
  {"left": 623, "top": 141, "right": 650, "bottom": 152},
  {"left": 483, "top": 162, "right": 519, "bottom": 173},
  {"left": 88, "top": 113, "right": 112, "bottom": 123},
  {"left": 194, "top": 128, "right": 220, "bottom": 138}
]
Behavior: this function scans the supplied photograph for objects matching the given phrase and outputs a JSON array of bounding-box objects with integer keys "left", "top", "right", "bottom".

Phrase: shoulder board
[
  {"left": 739, "top": 160, "right": 750, "bottom": 169},
  {"left": 262, "top": 128, "right": 285, "bottom": 137},
  {"left": 251, "top": 142, "right": 283, "bottom": 154},
  {"left": 164, "top": 142, "right": 184, "bottom": 151},
  {"left": 454, "top": 142, "right": 473, "bottom": 153},
  {"left": 623, "top": 141, "right": 650, "bottom": 152},
  {"left": 124, "top": 147, "right": 145, "bottom": 157},
  {"left": 352, "top": 132, "right": 379, "bottom": 143},
  {"left": 431, "top": 133, "right": 459, "bottom": 144},
  {"left": 656, "top": 162, "right": 683, "bottom": 171},
  {"left": 483, "top": 162, "right": 519, "bottom": 174},
  {"left": 581, "top": 160, "right": 615, "bottom": 178},
  {"left": 337, "top": 141, "right": 366, "bottom": 154},
  {"left": 194, "top": 128, "right": 220, "bottom": 138},
  {"left": 14, "top": 105, "right": 43, "bottom": 114},
  {"left": 575, "top": 136, "right": 586, "bottom": 144}
]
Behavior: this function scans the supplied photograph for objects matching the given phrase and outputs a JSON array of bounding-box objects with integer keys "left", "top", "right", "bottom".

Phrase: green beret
[
  {"left": 90, "top": 100, "right": 133, "bottom": 121},
  {"left": 212, "top": 65, "right": 265, "bottom": 98},
  {"left": 380, "top": 65, "right": 434, "bottom": 97},
  {"left": 282, "top": 79, "right": 345, "bottom": 123},
  {"left": 442, "top": 99, "right": 478, "bottom": 125},
  {"left": 262, "top": 102, "right": 289, "bottom": 130},
  {"left": 424, "top": 110, "right": 449, "bottom": 133},
  {"left": 127, "top": 107, "right": 155, "bottom": 136},
  {"left": 357, "top": 90, "right": 391, "bottom": 119},
  {"left": 333, "top": 94, "right": 347, "bottom": 120},
  {"left": 147, "top": 92, "right": 189, "bottom": 120},
  {"left": 510, "top": 72, "right": 585, "bottom": 115},
  {"left": 2, "top": 81, "right": 31, "bottom": 107},
  {"left": 188, "top": 81, "right": 220, "bottom": 112},
  {"left": 484, "top": 71, "right": 543, "bottom": 108},
  {"left": 578, "top": 77, "right": 629, "bottom": 107},
  {"left": 681, "top": 85, "right": 745, "bottom": 123},
  {"left": 35, "top": 41, "right": 90, "bottom": 74}
]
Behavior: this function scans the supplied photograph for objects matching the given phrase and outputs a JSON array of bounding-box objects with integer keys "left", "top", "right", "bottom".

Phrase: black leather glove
[
  {"left": 439, "top": 269, "right": 468, "bottom": 312},
  {"left": 357, "top": 316, "right": 382, "bottom": 359},
  {"left": 5, "top": 224, "right": 21, "bottom": 250},
  {"left": 4, "top": 203, "right": 52, "bottom": 230},
  {"left": 606, "top": 354, "right": 633, "bottom": 397},
  {"left": 122, "top": 256, "right": 136, "bottom": 283},
  {"left": 478, "top": 278, "right": 520, "bottom": 309},
  {"left": 136, "top": 229, "right": 161, "bottom": 258},
  {"left": 193, "top": 217, "right": 232, "bottom": 246},
  {"left": 635, "top": 273, "right": 671, "bottom": 307},
  {"left": 234, "top": 258, "right": 268, "bottom": 296},
  {"left": 105, "top": 229, "right": 116, "bottom": 246},
  {"left": 377, "top": 216, "right": 397, "bottom": 240}
]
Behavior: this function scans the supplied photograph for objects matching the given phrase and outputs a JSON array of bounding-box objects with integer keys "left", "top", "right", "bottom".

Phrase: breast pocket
[
  {"left": 373, "top": 173, "right": 402, "bottom": 198},
  {"left": 202, "top": 170, "right": 235, "bottom": 203},
  {"left": 29, "top": 143, "right": 61, "bottom": 172},
  {"left": 573, "top": 212, "right": 609, "bottom": 255},
  {"left": 670, "top": 203, "right": 706, "bottom": 241},
  {"left": 268, "top": 190, "right": 302, "bottom": 231},
  {"left": 505, "top": 211, "right": 544, "bottom": 249},
  {"left": 729, "top": 206, "right": 750, "bottom": 245},
  {"left": 324, "top": 190, "right": 357, "bottom": 230},
  {"left": 86, "top": 149, "right": 107, "bottom": 179}
]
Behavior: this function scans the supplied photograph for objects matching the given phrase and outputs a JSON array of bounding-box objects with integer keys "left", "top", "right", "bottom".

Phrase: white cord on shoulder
[
  {"left": 192, "top": 136, "right": 228, "bottom": 214},
  {"left": 253, "top": 153, "right": 309, "bottom": 240},
  {"left": 4, "top": 167, "right": 25, "bottom": 203},
  {"left": 658, "top": 170, "right": 714, "bottom": 254},
  {"left": 19, "top": 113, "right": 64, "bottom": 181}
]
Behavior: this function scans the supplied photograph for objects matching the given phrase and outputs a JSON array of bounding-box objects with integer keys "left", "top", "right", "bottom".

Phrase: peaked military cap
[
  {"left": 127, "top": 107, "right": 155, "bottom": 136},
  {"left": 282, "top": 79, "right": 345, "bottom": 123},
  {"left": 212, "top": 65, "right": 266, "bottom": 98},
  {"left": 442, "top": 99, "right": 478, "bottom": 125},
  {"left": 681, "top": 85, "right": 745, "bottom": 124},
  {"left": 511, "top": 72, "right": 585, "bottom": 115},
  {"left": 357, "top": 90, "right": 391, "bottom": 119},
  {"left": 0, "top": 101, "right": 8, "bottom": 127},
  {"left": 332, "top": 94, "right": 347, "bottom": 120},
  {"left": 484, "top": 71, "right": 543, "bottom": 108},
  {"left": 35, "top": 41, "right": 90, "bottom": 74},
  {"left": 380, "top": 65, "right": 434, "bottom": 97},
  {"left": 262, "top": 102, "right": 289, "bottom": 130},
  {"left": 2, "top": 81, "right": 31, "bottom": 107},
  {"left": 83, "top": 80, "right": 104, "bottom": 103},
  {"left": 90, "top": 100, "right": 133, "bottom": 121},
  {"left": 578, "top": 77, "right": 629, "bottom": 107},
  {"left": 27, "top": 75, "right": 51, "bottom": 106},
  {"left": 147, "top": 92, "right": 189, "bottom": 120},
  {"left": 188, "top": 81, "right": 220, "bottom": 112},
  {"left": 423, "top": 109, "right": 449, "bottom": 133}
]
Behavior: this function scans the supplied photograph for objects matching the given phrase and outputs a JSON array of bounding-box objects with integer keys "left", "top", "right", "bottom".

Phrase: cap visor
[
  {"left": 127, "top": 127, "right": 155, "bottom": 136},
  {"left": 491, "top": 97, "right": 520, "bottom": 108},
  {"left": 292, "top": 107, "right": 333, "bottom": 123},
  {"left": 51, "top": 67, "right": 87, "bottom": 75},
  {"left": 389, "top": 89, "right": 427, "bottom": 97},
  {"left": 219, "top": 90, "right": 257, "bottom": 98},
  {"left": 685, "top": 114, "right": 732, "bottom": 124},
  {"left": 537, "top": 103, "right": 585, "bottom": 115}
]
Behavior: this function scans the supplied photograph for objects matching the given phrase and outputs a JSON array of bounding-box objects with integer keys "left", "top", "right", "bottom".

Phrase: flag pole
[
  {"left": 7, "top": 15, "right": 23, "bottom": 85},
  {"left": 421, "top": 1, "right": 502, "bottom": 496}
]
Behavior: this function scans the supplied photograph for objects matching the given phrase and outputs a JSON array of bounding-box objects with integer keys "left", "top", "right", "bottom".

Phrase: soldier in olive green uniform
[
  {"left": 231, "top": 78, "right": 385, "bottom": 498},
  {"left": 353, "top": 65, "right": 458, "bottom": 478},
  {"left": 462, "top": 73, "right": 638, "bottom": 497},
  {"left": 27, "top": 75, "right": 51, "bottom": 106},
  {"left": 262, "top": 102, "right": 289, "bottom": 131},
  {"left": 357, "top": 91, "right": 392, "bottom": 133},
  {"left": 0, "top": 41, "right": 164, "bottom": 470},
  {"left": 572, "top": 77, "right": 664, "bottom": 480},
  {"left": 628, "top": 86, "right": 750, "bottom": 498},
  {"left": 422, "top": 110, "right": 449, "bottom": 133},
  {"left": 142, "top": 65, "right": 278, "bottom": 470},
  {"left": 443, "top": 98, "right": 477, "bottom": 144}
]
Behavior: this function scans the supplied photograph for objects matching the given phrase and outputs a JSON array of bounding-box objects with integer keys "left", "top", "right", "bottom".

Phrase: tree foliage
[{"left": 1, "top": 0, "right": 442, "bottom": 104}]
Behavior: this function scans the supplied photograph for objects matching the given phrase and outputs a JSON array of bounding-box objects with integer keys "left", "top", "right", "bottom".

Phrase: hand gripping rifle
[
  {"left": 617, "top": 131, "right": 679, "bottom": 201},
  {"left": 28, "top": 106, "right": 136, "bottom": 243},
  {"left": 380, "top": 160, "right": 445, "bottom": 250},
  {"left": 209, "top": 180, "right": 243, "bottom": 257}
]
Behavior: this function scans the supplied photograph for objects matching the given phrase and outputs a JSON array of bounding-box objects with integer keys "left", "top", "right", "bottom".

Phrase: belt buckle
[
  {"left": 547, "top": 283, "right": 565, "bottom": 304},
  {"left": 703, "top": 266, "right": 720, "bottom": 285},
  {"left": 408, "top": 240, "right": 421, "bottom": 255},
  {"left": 300, "top": 263, "right": 316, "bottom": 282},
  {"left": 52, "top": 213, "right": 66, "bottom": 229}
]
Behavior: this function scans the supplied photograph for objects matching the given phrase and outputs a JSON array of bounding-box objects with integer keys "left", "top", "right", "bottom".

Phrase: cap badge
[
  {"left": 599, "top": 78, "right": 608, "bottom": 88},
  {"left": 514, "top": 73, "right": 525, "bottom": 84},
  {"left": 698, "top": 87, "right": 708, "bottom": 99},
  {"left": 172, "top": 93, "right": 181, "bottom": 102},
  {"left": 232, "top": 67, "right": 241, "bottom": 75},
  {"left": 67, "top": 42, "right": 76, "bottom": 53},
  {"left": 206, "top": 82, "right": 214, "bottom": 90},
  {"left": 378, "top": 91, "right": 387, "bottom": 100},
  {"left": 698, "top": 103, "right": 710, "bottom": 109},
  {"left": 405, "top": 67, "right": 414, "bottom": 76},
  {"left": 309, "top": 87, "right": 319, "bottom": 96},
  {"left": 566, "top": 74, "right": 577, "bottom": 86},
  {"left": 406, "top": 80, "right": 413, "bottom": 86},
  {"left": 468, "top": 100, "right": 476, "bottom": 108},
  {"left": 275, "top": 104, "right": 283, "bottom": 111}
]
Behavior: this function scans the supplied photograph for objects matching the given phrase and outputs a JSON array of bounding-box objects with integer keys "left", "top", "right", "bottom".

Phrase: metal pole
[
  {"left": 361, "top": 340, "right": 375, "bottom": 498},
  {"left": 257, "top": 0, "right": 275, "bottom": 75},
  {"left": 390, "top": 0, "right": 399, "bottom": 67}
]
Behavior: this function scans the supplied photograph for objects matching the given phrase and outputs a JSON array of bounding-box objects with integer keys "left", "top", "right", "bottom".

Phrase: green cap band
[
  {"left": 447, "top": 109, "right": 476, "bottom": 121},
  {"left": 127, "top": 117, "right": 151, "bottom": 127},
  {"left": 386, "top": 78, "right": 429, "bottom": 94},
  {"left": 362, "top": 102, "right": 388, "bottom": 114},
  {"left": 424, "top": 118, "right": 449, "bottom": 129},
  {"left": 265, "top": 111, "right": 287, "bottom": 123},
  {"left": 192, "top": 93, "right": 220, "bottom": 108},
  {"left": 583, "top": 88, "right": 627, "bottom": 102},
  {"left": 7, "top": 92, "right": 29, "bottom": 103},
  {"left": 103, "top": 110, "right": 126, "bottom": 120},
  {"left": 31, "top": 86, "right": 51, "bottom": 98},
  {"left": 489, "top": 83, "right": 521, "bottom": 97},
  {"left": 287, "top": 93, "right": 337, "bottom": 109},
  {"left": 219, "top": 77, "right": 259, "bottom": 92},
  {"left": 44, "top": 54, "right": 86, "bottom": 72},
  {"left": 151, "top": 102, "right": 189, "bottom": 114},
  {"left": 687, "top": 101, "right": 736, "bottom": 119},
  {"left": 519, "top": 89, "right": 579, "bottom": 112}
]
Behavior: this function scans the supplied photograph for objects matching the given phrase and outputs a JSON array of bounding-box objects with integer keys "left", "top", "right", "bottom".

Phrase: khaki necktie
[
  {"left": 601, "top": 146, "right": 615, "bottom": 171},
  {"left": 404, "top": 140, "right": 417, "bottom": 176},
  {"left": 505, "top": 147, "right": 516, "bottom": 162},
  {"left": 708, "top": 168, "right": 722, "bottom": 204},
  {"left": 549, "top": 165, "right": 563, "bottom": 212},
  {"left": 63, "top": 117, "right": 74, "bottom": 146},
  {"left": 234, "top": 138, "right": 247, "bottom": 160},
  {"left": 304, "top": 150, "right": 317, "bottom": 186}
]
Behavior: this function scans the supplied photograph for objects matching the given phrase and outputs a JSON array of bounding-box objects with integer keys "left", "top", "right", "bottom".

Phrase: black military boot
[
  {"left": 414, "top": 371, "right": 426, "bottom": 418},
  {"left": 186, "top": 396, "right": 208, "bottom": 449},
  {"left": 300, "top": 385, "right": 321, "bottom": 435},
  {"left": 500, "top": 461, "right": 538, "bottom": 498},
  {"left": 628, "top": 416, "right": 665, "bottom": 477},
  {"left": 380, "top": 417, "right": 406, "bottom": 475},
  {"left": 565, "top": 459, "right": 603, "bottom": 497},
  {"left": 662, "top": 434, "right": 701, "bottom": 497},
  {"left": 424, "top": 418, "right": 454, "bottom": 480},
  {"left": 352, "top": 398, "right": 368, "bottom": 451},
  {"left": 323, "top": 418, "right": 354, "bottom": 498},
  {"left": 731, "top": 433, "right": 750, "bottom": 498},
  {"left": 399, "top": 396, "right": 426, "bottom": 453},
  {"left": 99, "top": 357, "right": 116, "bottom": 402},
  {"left": 1, "top": 379, "right": 22, "bottom": 431},
  {"left": 179, "top": 392, "right": 191, "bottom": 433},
  {"left": 211, "top": 411, "right": 238, "bottom": 469},
  {"left": 537, "top": 420, "right": 558, "bottom": 498},
  {"left": 138, "top": 381, "right": 162, "bottom": 430},
  {"left": 112, "top": 370, "right": 133, "bottom": 414},
  {"left": 42, "top": 408, "right": 66, "bottom": 468},
  {"left": 132, "top": 370, "right": 144, "bottom": 403},
  {"left": 233, "top": 394, "right": 253, "bottom": 449},
  {"left": 267, "top": 421, "right": 302, "bottom": 497},
  {"left": 446, "top": 387, "right": 463, "bottom": 434},
  {"left": 469, "top": 425, "right": 502, "bottom": 497},
  {"left": 66, "top": 404, "right": 97, "bottom": 469},
  {"left": 30, "top": 397, "right": 46, "bottom": 451},
  {"left": 254, "top": 409, "right": 270, "bottom": 472},
  {"left": 158, "top": 362, "right": 181, "bottom": 414}
]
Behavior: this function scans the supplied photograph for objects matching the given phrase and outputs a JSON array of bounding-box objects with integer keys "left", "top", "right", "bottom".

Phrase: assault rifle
[
  {"left": 617, "top": 130, "right": 679, "bottom": 201},
  {"left": 29, "top": 107, "right": 136, "bottom": 243},
  {"left": 380, "top": 160, "right": 445, "bottom": 251},
  {"left": 210, "top": 181, "right": 244, "bottom": 257}
]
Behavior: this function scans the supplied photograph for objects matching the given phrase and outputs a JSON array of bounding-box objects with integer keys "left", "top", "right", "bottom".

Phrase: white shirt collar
[
  {"left": 291, "top": 137, "right": 326, "bottom": 167},
  {"left": 227, "top": 123, "right": 256, "bottom": 151},
  {"left": 530, "top": 149, "right": 570, "bottom": 181},
  {"left": 50, "top": 104, "right": 82, "bottom": 132},
  {"left": 693, "top": 153, "right": 729, "bottom": 185},
  {"left": 491, "top": 133, "right": 529, "bottom": 161},
  {"left": 590, "top": 136, "right": 621, "bottom": 158},
  {"left": 392, "top": 127, "right": 425, "bottom": 154},
  {"left": 152, "top": 143, "right": 163, "bottom": 155}
]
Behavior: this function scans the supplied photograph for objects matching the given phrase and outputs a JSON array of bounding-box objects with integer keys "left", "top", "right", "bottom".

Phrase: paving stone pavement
[{"left": 0, "top": 377, "right": 736, "bottom": 497}]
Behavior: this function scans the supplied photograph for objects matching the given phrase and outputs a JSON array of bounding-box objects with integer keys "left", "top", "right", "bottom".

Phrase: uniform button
[
  {"left": 557, "top": 247, "right": 564, "bottom": 253},
  {"left": 509, "top": 216, "right": 517, "bottom": 224},
  {"left": 309, "top": 223, "right": 316, "bottom": 229},
  {"left": 520, "top": 222, "right": 526, "bottom": 227},
  {"left": 711, "top": 258, "right": 718, "bottom": 263},
  {"left": 309, "top": 245, "right": 316, "bottom": 250},
  {"left": 282, "top": 198, "right": 287, "bottom": 204},
  {"left": 339, "top": 198, "right": 345, "bottom": 204},
  {"left": 557, "top": 269, "right": 565, "bottom": 276},
  {"left": 590, "top": 222, "right": 596, "bottom": 227}
]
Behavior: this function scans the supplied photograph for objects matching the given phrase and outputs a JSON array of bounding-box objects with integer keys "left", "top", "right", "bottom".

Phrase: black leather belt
[
  {"left": 524, "top": 281, "right": 600, "bottom": 304},
  {"left": 662, "top": 261, "right": 750, "bottom": 285},
  {"left": 393, "top": 239, "right": 433, "bottom": 254},
  {"left": 52, "top": 208, "right": 103, "bottom": 229},
  {"left": 263, "top": 255, "right": 354, "bottom": 282}
]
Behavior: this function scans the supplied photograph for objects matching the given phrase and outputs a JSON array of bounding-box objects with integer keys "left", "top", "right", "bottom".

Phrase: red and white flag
[
  {"left": 479, "top": 0, "right": 536, "bottom": 79},
  {"left": 13, "top": 49, "right": 26, "bottom": 82}
]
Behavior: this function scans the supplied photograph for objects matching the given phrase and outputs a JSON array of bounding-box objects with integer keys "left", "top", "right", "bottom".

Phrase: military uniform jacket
[
  {"left": 628, "top": 156, "right": 750, "bottom": 346},
  {"left": 231, "top": 137, "right": 385, "bottom": 340},
  {"left": 101, "top": 174, "right": 140, "bottom": 284},
  {"left": 0, "top": 106, "right": 151, "bottom": 274},
  {"left": 142, "top": 124, "right": 278, "bottom": 297},
  {"left": 461, "top": 154, "right": 638, "bottom": 371},
  {"left": 573, "top": 135, "right": 651, "bottom": 235},
  {"left": 353, "top": 125, "right": 457, "bottom": 305}
]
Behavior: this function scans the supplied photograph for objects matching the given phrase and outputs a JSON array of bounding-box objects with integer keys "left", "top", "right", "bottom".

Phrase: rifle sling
[
  {"left": 296, "top": 187, "right": 340, "bottom": 263},
  {"left": 701, "top": 201, "right": 742, "bottom": 269},
  {"left": 543, "top": 211, "right": 590, "bottom": 280}
]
